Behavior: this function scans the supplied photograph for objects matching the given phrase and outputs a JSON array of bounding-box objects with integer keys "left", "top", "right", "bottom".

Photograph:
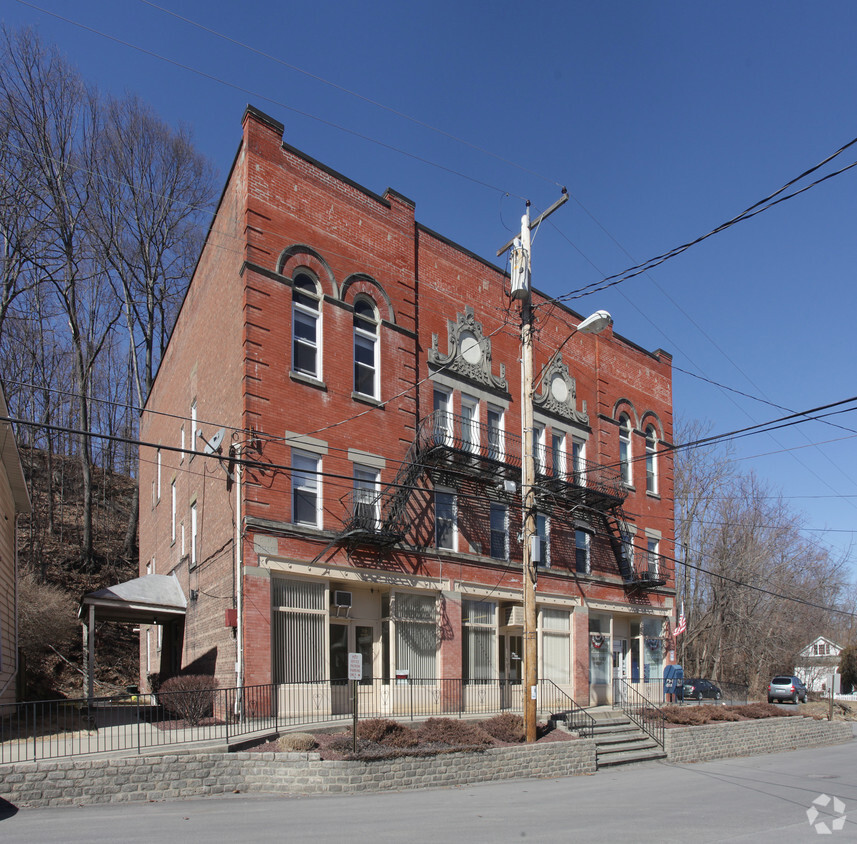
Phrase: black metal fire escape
[{"left": 333, "top": 411, "right": 665, "bottom": 590}]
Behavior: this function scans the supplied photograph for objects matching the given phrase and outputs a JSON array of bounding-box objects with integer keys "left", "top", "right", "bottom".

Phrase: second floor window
[
  {"left": 575, "top": 529, "right": 591, "bottom": 574},
  {"left": 353, "top": 466, "right": 380, "bottom": 530},
  {"left": 292, "top": 450, "right": 321, "bottom": 528},
  {"left": 490, "top": 503, "right": 508, "bottom": 560},
  {"left": 536, "top": 514, "right": 550, "bottom": 567},
  {"left": 353, "top": 298, "right": 378, "bottom": 397},
  {"left": 435, "top": 490, "right": 456, "bottom": 550},
  {"left": 292, "top": 273, "right": 321, "bottom": 378},
  {"left": 646, "top": 537, "right": 660, "bottom": 577}
]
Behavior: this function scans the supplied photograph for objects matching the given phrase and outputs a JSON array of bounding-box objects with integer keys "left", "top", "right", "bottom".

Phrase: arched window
[
  {"left": 645, "top": 425, "right": 658, "bottom": 494},
  {"left": 619, "top": 414, "right": 632, "bottom": 485},
  {"left": 292, "top": 273, "right": 321, "bottom": 378},
  {"left": 353, "top": 298, "right": 379, "bottom": 398}
]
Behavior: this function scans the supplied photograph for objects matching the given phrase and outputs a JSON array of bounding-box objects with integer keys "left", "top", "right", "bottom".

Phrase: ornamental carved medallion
[
  {"left": 533, "top": 354, "right": 589, "bottom": 424},
  {"left": 428, "top": 306, "right": 507, "bottom": 392}
]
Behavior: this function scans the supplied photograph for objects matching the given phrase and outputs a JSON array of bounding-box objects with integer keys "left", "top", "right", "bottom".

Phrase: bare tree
[
  {"left": 674, "top": 418, "right": 851, "bottom": 690},
  {"left": 0, "top": 28, "right": 122, "bottom": 569},
  {"left": 90, "top": 94, "right": 216, "bottom": 558}
]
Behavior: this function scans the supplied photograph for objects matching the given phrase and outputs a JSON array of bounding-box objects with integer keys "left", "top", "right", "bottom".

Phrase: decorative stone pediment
[
  {"left": 533, "top": 354, "right": 588, "bottom": 424},
  {"left": 428, "top": 306, "right": 507, "bottom": 392}
]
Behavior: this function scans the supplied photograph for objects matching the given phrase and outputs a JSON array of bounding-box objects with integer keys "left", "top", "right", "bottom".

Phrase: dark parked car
[
  {"left": 683, "top": 678, "right": 722, "bottom": 700},
  {"left": 768, "top": 675, "right": 808, "bottom": 704}
]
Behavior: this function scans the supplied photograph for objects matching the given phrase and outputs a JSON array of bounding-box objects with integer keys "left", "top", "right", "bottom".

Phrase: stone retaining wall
[
  {"left": 0, "top": 718, "right": 850, "bottom": 808},
  {"left": 0, "top": 740, "right": 597, "bottom": 808},
  {"left": 664, "top": 717, "right": 852, "bottom": 764}
]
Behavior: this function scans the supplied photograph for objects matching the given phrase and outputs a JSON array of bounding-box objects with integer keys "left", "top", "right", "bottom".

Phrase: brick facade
[{"left": 139, "top": 106, "right": 676, "bottom": 708}]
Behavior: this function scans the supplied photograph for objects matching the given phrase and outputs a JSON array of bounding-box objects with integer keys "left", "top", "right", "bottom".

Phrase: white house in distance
[{"left": 794, "top": 636, "right": 843, "bottom": 695}]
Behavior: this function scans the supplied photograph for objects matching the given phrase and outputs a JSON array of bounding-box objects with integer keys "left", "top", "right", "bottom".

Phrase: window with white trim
[
  {"left": 461, "top": 394, "right": 479, "bottom": 453},
  {"left": 190, "top": 401, "right": 197, "bottom": 457},
  {"left": 353, "top": 298, "right": 379, "bottom": 398},
  {"left": 489, "top": 503, "right": 508, "bottom": 560},
  {"left": 463, "top": 600, "right": 496, "bottom": 683},
  {"left": 435, "top": 489, "right": 456, "bottom": 550},
  {"left": 532, "top": 423, "right": 546, "bottom": 473},
  {"left": 619, "top": 414, "right": 632, "bottom": 485},
  {"left": 645, "top": 425, "right": 658, "bottom": 494},
  {"left": 292, "top": 273, "right": 321, "bottom": 378},
  {"left": 432, "top": 388, "right": 453, "bottom": 446},
  {"left": 487, "top": 404, "right": 504, "bottom": 461},
  {"left": 156, "top": 450, "right": 161, "bottom": 502},
  {"left": 292, "top": 450, "right": 321, "bottom": 528},
  {"left": 190, "top": 502, "right": 198, "bottom": 569},
  {"left": 536, "top": 514, "right": 550, "bottom": 568},
  {"left": 170, "top": 480, "right": 176, "bottom": 544},
  {"left": 571, "top": 437, "right": 585, "bottom": 483},
  {"left": 646, "top": 537, "right": 660, "bottom": 578},
  {"left": 353, "top": 465, "right": 380, "bottom": 530},
  {"left": 550, "top": 432, "right": 565, "bottom": 478}
]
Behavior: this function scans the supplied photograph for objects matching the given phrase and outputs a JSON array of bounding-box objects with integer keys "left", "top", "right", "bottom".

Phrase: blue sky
[{"left": 5, "top": 1, "right": 857, "bottom": 568}]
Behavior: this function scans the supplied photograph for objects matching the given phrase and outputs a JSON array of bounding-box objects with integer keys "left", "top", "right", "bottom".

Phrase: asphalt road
[{"left": 2, "top": 739, "right": 856, "bottom": 843}]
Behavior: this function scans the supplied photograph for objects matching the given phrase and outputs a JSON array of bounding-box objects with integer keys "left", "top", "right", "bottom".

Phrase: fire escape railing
[{"left": 335, "top": 412, "right": 661, "bottom": 592}]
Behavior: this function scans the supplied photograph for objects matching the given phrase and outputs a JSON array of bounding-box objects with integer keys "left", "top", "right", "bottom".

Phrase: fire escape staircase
[
  {"left": 333, "top": 411, "right": 666, "bottom": 592},
  {"left": 603, "top": 507, "right": 667, "bottom": 591}
]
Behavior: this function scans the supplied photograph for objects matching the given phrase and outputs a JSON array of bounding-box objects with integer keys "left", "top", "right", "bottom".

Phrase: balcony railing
[{"left": 417, "top": 410, "right": 626, "bottom": 505}]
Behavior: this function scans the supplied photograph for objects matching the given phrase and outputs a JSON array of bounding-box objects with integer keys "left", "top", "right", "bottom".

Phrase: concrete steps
[{"left": 589, "top": 710, "right": 666, "bottom": 768}]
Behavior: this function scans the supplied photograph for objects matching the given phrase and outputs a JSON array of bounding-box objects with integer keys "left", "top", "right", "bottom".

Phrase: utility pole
[{"left": 498, "top": 192, "right": 568, "bottom": 743}]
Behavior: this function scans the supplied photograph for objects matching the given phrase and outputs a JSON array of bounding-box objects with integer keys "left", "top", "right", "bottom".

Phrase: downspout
[{"left": 235, "top": 444, "right": 244, "bottom": 717}]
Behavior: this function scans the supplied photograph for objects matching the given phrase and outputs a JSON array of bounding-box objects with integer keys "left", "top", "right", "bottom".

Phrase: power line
[{"left": 539, "top": 135, "right": 857, "bottom": 306}]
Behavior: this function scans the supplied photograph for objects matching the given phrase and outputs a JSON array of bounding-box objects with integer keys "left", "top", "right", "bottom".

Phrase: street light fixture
[{"left": 505, "top": 206, "right": 613, "bottom": 742}]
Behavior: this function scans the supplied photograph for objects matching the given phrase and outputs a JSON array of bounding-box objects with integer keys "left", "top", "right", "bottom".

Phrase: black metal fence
[{"left": 0, "top": 677, "right": 592, "bottom": 764}]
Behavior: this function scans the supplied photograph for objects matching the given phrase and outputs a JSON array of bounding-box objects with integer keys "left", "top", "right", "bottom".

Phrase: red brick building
[{"left": 139, "top": 106, "right": 675, "bottom": 710}]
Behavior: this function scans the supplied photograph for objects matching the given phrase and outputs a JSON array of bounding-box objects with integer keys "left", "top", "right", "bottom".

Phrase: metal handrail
[
  {"left": 539, "top": 679, "right": 596, "bottom": 738},
  {"left": 611, "top": 677, "right": 666, "bottom": 748}
]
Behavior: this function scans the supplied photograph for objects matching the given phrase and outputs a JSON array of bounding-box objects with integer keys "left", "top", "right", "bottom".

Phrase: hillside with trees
[{"left": 0, "top": 26, "right": 216, "bottom": 698}]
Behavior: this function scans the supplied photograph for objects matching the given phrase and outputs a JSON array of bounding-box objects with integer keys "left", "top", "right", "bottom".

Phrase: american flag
[{"left": 675, "top": 603, "right": 687, "bottom": 636}]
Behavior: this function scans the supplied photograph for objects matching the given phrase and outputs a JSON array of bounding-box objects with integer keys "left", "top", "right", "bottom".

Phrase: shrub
[
  {"left": 732, "top": 703, "right": 795, "bottom": 719},
  {"left": 418, "top": 717, "right": 492, "bottom": 746},
  {"left": 706, "top": 707, "right": 740, "bottom": 722},
  {"left": 661, "top": 705, "right": 709, "bottom": 725},
  {"left": 278, "top": 732, "right": 317, "bottom": 752},
  {"left": 158, "top": 675, "right": 217, "bottom": 726},
  {"left": 479, "top": 713, "right": 525, "bottom": 743},
  {"left": 356, "top": 718, "right": 420, "bottom": 747}
]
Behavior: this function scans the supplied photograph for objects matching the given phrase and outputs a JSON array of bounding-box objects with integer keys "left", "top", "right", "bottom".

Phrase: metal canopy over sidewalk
[{"left": 79, "top": 574, "right": 187, "bottom": 699}]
